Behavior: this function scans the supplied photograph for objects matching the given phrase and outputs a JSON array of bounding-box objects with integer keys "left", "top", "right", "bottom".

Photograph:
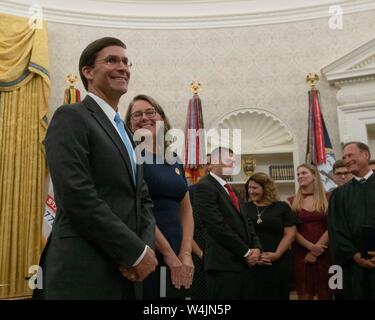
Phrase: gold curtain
[{"left": 0, "top": 13, "right": 50, "bottom": 298}]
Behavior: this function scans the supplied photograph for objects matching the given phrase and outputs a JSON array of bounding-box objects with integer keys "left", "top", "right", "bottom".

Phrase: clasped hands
[
  {"left": 120, "top": 248, "right": 195, "bottom": 288},
  {"left": 245, "top": 249, "right": 283, "bottom": 266},
  {"left": 119, "top": 246, "right": 158, "bottom": 282},
  {"left": 353, "top": 251, "right": 375, "bottom": 269},
  {"left": 304, "top": 243, "right": 328, "bottom": 264},
  {"left": 164, "top": 252, "right": 194, "bottom": 290},
  {"left": 245, "top": 248, "right": 260, "bottom": 267}
]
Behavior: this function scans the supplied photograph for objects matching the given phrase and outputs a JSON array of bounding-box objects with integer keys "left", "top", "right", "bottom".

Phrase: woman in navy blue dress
[{"left": 125, "top": 94, "right": 194, "bottom": 299}]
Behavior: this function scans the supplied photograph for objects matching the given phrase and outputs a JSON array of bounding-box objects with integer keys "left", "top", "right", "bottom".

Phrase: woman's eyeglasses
[{"left": 130, "top": 109, "right": 157, "bottom": 121}]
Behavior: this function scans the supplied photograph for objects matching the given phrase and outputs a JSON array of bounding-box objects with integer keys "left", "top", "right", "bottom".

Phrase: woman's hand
[
  {"left": 179, "top": 253, "right": 195, "bottom": 289},
  {"left": 259, "top": 251, "right": 280, "bottom": 265},
  {"left": 309, "top": 243, "right": 327, "bottom": 257},
  {"left": 246, "top": 248, "right": 261, "bottom": 266},
  {"left": 304, "top": 252, "right": 317, "bottom": 263},
  {"left": 163, "top": 252, "right": 184, "bottom": 289}
]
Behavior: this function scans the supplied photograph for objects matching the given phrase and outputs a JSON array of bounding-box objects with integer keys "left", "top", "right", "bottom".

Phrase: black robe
[{"left": 328, "top": 174, "right": 375, "bottom": 299}]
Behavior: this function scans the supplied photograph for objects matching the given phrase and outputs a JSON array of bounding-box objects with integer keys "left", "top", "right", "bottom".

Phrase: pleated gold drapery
[{"left": 0, "top": 13, "right": 50, "bottom": 298}]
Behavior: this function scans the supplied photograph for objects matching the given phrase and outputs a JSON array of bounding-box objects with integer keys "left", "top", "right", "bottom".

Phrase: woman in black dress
[{"left": 244, "top": 172, "right": 297, "bottom": 300}]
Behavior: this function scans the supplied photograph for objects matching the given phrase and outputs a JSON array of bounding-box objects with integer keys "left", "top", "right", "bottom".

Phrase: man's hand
[
  {"left": 119, "top": 266, "right": 137, "bottom": 281},
  {"left": 119, "top": 247, "right": 158, "bottom": 282},
  {"left": 368, "top": 251, "right": 375, "bottom": 264},
  {"left": 353, "top": 252, "right": 375, "bottom": 269},
  {"left": 245, "top": 248, "right": 261, "bottom": 267},
  {"left": 134, "top": 247, "right": 158, "bottom": 281}
]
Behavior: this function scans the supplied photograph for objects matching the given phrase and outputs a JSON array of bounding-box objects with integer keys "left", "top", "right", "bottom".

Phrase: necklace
[{"left": 255, "top": 205, "right": 267, "bottom": 224}]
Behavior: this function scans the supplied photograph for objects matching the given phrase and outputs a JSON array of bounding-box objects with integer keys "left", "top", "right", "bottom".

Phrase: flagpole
[
  {"left": 305, "top": 72, "right": 337, "bottom": 191},
  {"left": 184, "top": 81, "right": 206, "bottom": 184},
  {"left": 43, "top": 74, "right": 81, "bottom": 243}
]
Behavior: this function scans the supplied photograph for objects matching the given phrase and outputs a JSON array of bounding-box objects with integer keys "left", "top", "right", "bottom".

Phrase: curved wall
[{"left": 42, "top": 10, "right": 375, "bottom": 162}]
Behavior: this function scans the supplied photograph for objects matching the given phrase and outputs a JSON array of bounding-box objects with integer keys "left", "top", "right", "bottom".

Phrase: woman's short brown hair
[
  {"left": 244, "top": 172, "right": 279, "bottom": 204},
  {"left": 125, "top": 94, "right": 171, "bottom": 132}
]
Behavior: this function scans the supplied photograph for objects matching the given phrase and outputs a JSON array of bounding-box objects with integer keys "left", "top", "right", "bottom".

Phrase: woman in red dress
[{"left": 288, "top": 163, "right": 333, "bottom": 300}]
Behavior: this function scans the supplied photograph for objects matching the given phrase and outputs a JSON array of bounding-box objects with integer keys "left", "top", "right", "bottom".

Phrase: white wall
[{"left": 47, "top": 10, "right": 375, "bottom": 163}]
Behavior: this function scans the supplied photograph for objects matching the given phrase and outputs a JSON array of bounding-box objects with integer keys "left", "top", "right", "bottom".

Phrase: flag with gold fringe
[
  {"left": 305, "top": 73, "right": 336, "bottom": 191},
  {"left": 42, "top": 74, "right": 81, "bottom": 242},
  {"left": 64, "top": 85, "right": 81, "bottom": 104},
  {"left": 184, "top": 82, "right": 206, "bottom": 185}
]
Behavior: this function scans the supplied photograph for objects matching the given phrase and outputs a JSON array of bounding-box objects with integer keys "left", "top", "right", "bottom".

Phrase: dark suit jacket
[
  {"left": 193, "top": 174, "right": 261, "bottom": 272},
  {"left": 39, "top": 95, "right": 155, "bottom": 299}
]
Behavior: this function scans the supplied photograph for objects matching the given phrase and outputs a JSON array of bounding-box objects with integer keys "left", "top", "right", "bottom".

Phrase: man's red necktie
[{"left": 224, "top": 183, "right": 240, "bottom": 212}]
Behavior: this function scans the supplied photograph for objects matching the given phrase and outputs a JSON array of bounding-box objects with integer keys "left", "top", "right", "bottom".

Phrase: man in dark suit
[
  {"left": 193, "top": 147, "right": 261, "bottom": 299},
  {"left": 36, "top": 37, "right": 157, "bottom": 299}
]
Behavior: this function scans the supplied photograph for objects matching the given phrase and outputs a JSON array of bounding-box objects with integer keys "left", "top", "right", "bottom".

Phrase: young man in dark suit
[
  {"left": 35, "top": 37, "right": 157, "bottom": 299},
  {"left": 193, "top": 147, "right": 261, "bottom": 299}
]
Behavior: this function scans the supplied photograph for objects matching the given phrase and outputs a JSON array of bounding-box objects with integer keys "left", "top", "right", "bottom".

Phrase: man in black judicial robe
[{"left": 328, "top": 141, "right": 375, "bottom": 299}]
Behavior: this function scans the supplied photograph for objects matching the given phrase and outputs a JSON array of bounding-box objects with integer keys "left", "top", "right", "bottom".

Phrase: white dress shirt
[{"left": 353, "top": 169, "right": 373, "bottom": 182}]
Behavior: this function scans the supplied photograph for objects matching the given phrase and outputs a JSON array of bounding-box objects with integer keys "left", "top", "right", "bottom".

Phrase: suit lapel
[
  {"left": 83, "top": 96, "right": 136, "bottom": 189},
  {"left": 206, "top": 175, "right": 251, "bottom": 241},
  {"left": 125, "top": 127, "right": 143, "bottom": 189},
  {"left": 205, "top": 175, "right": 253, "bottom": 245},
  {"left": 206, "top": 174, "right": 241, "bottom": 215}
]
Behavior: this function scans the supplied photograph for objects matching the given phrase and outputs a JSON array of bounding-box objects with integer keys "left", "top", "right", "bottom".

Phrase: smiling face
[
  {"left": 248, "top": 180, "right": 264, "bottom": 203},
  {"left": 129, "top": 99, "right": 162, "bottom": 139},
  {"left": 82, "top": 45, "right": 130, "bottom": 107},
  {"left": 343, "top": 143, "right": 370, "bottom": 177},
  {"left": 297, "top": 166, "right": 315, "bottom": 188}
]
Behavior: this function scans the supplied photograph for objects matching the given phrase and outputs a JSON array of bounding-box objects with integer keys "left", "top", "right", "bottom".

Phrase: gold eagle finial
[
  {"left": 305, "top": 73, "right": 320, "bottom": 88},
  {"left": 190, "top": 81, "right": 202, "bottom": 94},
  {"left": 66, "top": 74, "right": 79, "bottom": 86}
]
